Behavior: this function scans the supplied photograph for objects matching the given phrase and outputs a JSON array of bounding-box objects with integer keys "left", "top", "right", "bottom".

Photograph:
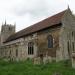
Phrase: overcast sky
[{"left": 0, "top": 0, "right": 75, "bottom": 32}]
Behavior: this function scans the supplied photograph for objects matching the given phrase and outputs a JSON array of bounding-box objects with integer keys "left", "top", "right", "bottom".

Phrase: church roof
[{"left": 4, "top": 9, "right": 66, "bottom": 43}]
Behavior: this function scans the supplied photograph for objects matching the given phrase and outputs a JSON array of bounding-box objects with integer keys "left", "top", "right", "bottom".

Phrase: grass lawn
[{"left": 0, "top": 59, "right": 75, "bottom": 75}]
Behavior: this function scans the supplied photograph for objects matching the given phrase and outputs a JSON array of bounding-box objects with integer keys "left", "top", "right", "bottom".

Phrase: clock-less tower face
[{"left": 1, "top": 22, "right": 15, "bottom": 44}]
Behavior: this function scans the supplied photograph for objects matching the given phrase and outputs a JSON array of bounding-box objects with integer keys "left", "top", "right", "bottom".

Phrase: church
[{"left": 0, "top": 7, "right": 75, "bottom": 67}]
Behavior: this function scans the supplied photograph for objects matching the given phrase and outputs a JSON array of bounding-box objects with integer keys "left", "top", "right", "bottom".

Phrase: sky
[{"left": 0, "top": 0, "right": 75, "bottom": 32}]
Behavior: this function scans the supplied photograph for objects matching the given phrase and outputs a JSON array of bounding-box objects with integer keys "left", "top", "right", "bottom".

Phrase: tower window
[
  {"left": 47, "top": 35, "right": 53, "bottom": 48},
  {"left": 28, "top": 42, "right": 34, "bottom": 55}
]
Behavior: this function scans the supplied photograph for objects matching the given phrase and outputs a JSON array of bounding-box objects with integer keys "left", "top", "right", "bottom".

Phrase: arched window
[
  {"left": 16, "top": 49, "right": 18, "bottom": 57},
  {"left": 67, "top": 41, "right": 70, "bottom": 56},
  {"left": 72, "top": 31, "right": 73, "bottom": 37},
  {"left": 47, "top": 35, "right": 53, "bottom": 48},
  {"left": 72, "top": 42, "right": 74, "bottom": 52},
  {"left": 28, "top": 42, "right": 34, "bottom": 55},
  {"left": 10, "top": 50, "right": 11, "bottom": 56}
]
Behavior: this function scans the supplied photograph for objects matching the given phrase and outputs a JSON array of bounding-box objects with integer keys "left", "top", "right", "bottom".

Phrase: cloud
[
  {"left": 0, "top": 0, "right": 74, "bottom": 32},
  {"left": 11, "top": 0, "right": 68, "bottom": 31},
  {"left": 12, "top": 0, "right": 67, "bottom": 22},
  {"left": 12, "top": 0, "right": 48, "bottom": 16}
]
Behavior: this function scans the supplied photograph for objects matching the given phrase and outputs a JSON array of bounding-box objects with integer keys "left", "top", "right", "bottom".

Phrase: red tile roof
[{"left": 5, "top": 10, "right": 66, "bottom": 43}]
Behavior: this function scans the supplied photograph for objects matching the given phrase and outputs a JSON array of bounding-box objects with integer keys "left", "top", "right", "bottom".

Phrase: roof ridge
[{"left": 4, "top": 9, "right": 66, "bottom": 43}]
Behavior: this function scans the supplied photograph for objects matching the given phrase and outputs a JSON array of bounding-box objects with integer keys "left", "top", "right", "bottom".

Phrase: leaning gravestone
[{"left": 52, "top": 72, "right": 62, "bottom": 75}]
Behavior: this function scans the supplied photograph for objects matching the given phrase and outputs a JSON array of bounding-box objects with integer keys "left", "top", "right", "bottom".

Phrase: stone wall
[
  {"left": 37, "top": 26, "right": 61, "bottom": 62},
  {"left": 58, "top": 8, "right": 75, "bottom": 68},
  {"left": 0, "top": 25, "right": 61, "bottom": 62},
  {"left": 0, "top": 33, "right": 38, "bottom": 61}
]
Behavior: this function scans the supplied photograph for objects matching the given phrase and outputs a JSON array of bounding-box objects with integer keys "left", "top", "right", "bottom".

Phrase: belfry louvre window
[
  {"left": 47, "top": 35, "right": 53, "bottom": 48},
  {"left": 28, "top": 42, "right": 34, "bottom": 55}
]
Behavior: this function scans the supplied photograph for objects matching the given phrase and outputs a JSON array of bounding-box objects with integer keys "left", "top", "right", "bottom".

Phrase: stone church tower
[{"left": 1, "top": 21, "right": 15, "bottom": 44}]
